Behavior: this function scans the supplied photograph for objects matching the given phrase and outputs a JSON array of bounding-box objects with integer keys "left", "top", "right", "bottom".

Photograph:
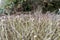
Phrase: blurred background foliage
[{"left": 0, "top": 0, "right": 60, "bottom": 14}]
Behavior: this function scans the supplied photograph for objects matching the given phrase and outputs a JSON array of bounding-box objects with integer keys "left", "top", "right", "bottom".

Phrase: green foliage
[
  {"left": 22, "top": 0, "right": 33, "bottom": 11},
  {"left": 0, "top": 9, "right": 3, "bottom": 14},
  {"left": 42, "top": 1, "right": 60, "bottom": 13},
  {"left": 1, "top": 0, "right": 60, "bottom": 14}
]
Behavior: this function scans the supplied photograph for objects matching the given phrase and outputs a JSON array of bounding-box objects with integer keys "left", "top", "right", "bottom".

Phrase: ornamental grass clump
[{"left": 0, "top": 12, "right": 60, "bottom": 40}]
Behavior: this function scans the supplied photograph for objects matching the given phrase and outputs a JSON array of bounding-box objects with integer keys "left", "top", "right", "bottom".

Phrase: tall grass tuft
[{"left": 0, "top": 11, "right": 60, "bottom": 40}]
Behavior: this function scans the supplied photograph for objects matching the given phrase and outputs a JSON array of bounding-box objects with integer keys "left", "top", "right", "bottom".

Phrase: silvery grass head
[{"left": 0, "top": 11, "right": 60, "bottom": 40}]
